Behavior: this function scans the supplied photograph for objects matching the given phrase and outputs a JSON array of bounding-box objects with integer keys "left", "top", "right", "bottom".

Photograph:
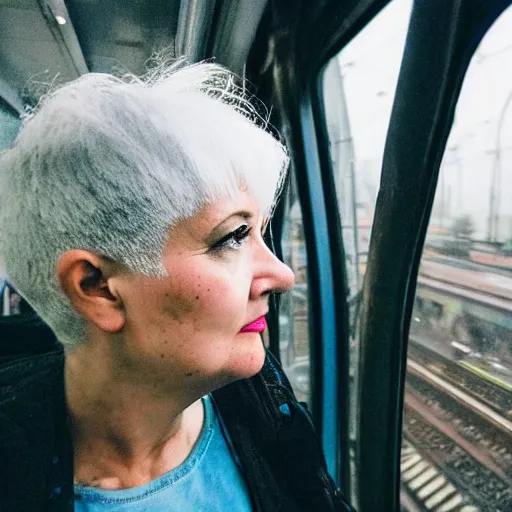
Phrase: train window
[
  {"left": 322, "top": 0, "right": 412, "bottom": 484},
  {"left": 323, "top": 0, "right": 412, "bottom": 298},
  {"left": 279, "top": 173, "right": 311, "bottom": 406},
  {"left": 0, "top": 102, "right": 19, "bottom": 151},
  {"left": 403, "top": 6, "right": 512, "bottom": 512}
]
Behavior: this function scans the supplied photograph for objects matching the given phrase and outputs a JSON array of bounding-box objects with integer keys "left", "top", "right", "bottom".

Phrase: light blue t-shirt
[{"left": 74, "top": 396, "right": 253, "bottom": 511}]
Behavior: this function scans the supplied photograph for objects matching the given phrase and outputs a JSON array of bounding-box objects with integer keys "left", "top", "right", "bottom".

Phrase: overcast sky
[{"left": 337, "top": 0, "right": 512, "bottom": 239}]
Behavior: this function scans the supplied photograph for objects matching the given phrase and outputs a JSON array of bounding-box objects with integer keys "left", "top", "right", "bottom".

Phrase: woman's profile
[{"left": 0, "top": 61, "right": 353, "bottom": 511}]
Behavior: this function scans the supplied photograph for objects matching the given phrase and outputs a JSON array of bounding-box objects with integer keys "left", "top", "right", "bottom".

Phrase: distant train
[{"left": 411, "top": 258, "right": 512, "bottom": 368}]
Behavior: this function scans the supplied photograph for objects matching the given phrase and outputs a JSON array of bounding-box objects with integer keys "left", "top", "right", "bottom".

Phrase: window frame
[
  {"left": 325, "top": 0, "right": 512, "bottom": 510},
  {"left": 252, "top": 0, "right": 394, "bottom": 495},
  {"left": 257, "top": 0, "right": 512, "bottom": 509}
]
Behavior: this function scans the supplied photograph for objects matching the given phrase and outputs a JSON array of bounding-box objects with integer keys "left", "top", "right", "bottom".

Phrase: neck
[{"left": 65, "top": 341, "right": 205, "bottom": 489}]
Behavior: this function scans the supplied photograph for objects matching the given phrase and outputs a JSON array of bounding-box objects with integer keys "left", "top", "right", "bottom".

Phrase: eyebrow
[
  {"left": 211, "top": 211, "right": 253, "bottom": 231},
  {"left": 206, "top": 211, "right": 254, "bottom": 243}
]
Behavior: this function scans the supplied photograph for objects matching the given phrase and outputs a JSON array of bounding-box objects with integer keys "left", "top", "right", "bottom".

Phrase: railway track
[
  {"left": 422, "top": 255, "right": 512, "bottom": 279},
  {"left": 401, "top": 439, "right": 480, "bottom": 512},
  {"left": 408, "top": 338, "right": 511, "bottom": 417},
  {"left": 401, "top": 353, "right": 512, "bottom": 512}
]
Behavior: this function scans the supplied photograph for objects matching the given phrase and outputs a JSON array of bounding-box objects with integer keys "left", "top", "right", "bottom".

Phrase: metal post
[
  {"left": 439, "top": 165, "right": 445, "bottom": 228},
  {"left": 322, "top": 59, "right": 360, "bottom": 290},
  {"left": 2, "top": 285, "right": 10, "bottom": 316}
]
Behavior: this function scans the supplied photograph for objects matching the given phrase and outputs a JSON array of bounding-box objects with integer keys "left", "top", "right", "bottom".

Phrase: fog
[{"left": 339, "top": 0, "right": 512, "bottom": 240}]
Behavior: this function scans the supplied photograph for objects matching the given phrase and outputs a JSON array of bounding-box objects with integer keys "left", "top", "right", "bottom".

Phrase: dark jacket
[{"left": 0, "top": 315, "right": 353, "bottom": 512}]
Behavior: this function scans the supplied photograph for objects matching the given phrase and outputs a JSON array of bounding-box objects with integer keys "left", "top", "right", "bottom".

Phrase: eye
[{"left": 210, "top": 224, "right": 252, "bottom": 252}]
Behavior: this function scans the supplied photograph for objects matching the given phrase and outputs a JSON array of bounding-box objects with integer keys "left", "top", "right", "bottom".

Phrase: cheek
[{"left": 162, "top": 270, "right": 249, "bottom": 330}]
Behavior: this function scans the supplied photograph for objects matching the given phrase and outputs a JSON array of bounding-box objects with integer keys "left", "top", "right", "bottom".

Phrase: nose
[{"left": 249, "top": 242, "right": 296, "bottom": 300}]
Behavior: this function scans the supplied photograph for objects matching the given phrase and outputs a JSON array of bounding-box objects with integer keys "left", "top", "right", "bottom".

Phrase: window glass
[
  {"left": 404, "top": 7, "right": 512, "bottom": 512},
  {"left": 323, "top": 0, "right": 412, "bottom": 298},
  {"left": 0, "top": 102, "right": 20, "bottom": 316},
  {"left": 279, "top": 174, "right": 311, "bottom": 406},
  {"left": 0, "top": 103, "right": 19, "bottom": 151},
  {"left": 322, "top": 0, "right": 412, "bottom": 498}
]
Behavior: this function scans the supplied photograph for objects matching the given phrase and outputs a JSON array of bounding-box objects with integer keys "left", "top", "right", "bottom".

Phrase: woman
[{"left": 0, "top": 62, "right": 352, "bottom": 511}]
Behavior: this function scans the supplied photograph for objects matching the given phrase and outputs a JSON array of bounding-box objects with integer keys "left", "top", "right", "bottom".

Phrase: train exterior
[{"left": 412, "top": 259, "right": 512, "bottom": 368}]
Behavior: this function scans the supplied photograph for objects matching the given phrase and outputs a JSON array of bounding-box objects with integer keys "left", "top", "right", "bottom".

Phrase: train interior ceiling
[{"left": 2, "top": 1, "right": 512, "bottom": 512}]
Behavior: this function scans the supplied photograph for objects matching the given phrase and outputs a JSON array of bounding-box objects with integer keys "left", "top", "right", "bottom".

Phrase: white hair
[{"left": 0, "top": 61, "right": 288, "bottom": 347}]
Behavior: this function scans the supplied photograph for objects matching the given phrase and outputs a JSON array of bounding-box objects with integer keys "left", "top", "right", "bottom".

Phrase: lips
[{"left": 240, "top": 316, "right": 267, "bottom": 333}]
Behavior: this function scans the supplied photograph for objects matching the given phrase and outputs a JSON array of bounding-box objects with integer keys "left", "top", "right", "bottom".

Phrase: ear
[{"left": 56, "top": 250, "right": 125, "bottom": 333}]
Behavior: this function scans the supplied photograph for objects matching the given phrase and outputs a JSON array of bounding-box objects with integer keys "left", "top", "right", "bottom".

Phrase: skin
[{"left": 58, "top": 191, "right": 295, "bottom": 489}]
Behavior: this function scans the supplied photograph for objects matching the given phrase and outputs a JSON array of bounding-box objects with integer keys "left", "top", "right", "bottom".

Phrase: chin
[{"left": 227, "top": 336, "right": 266, "bottom": 380}]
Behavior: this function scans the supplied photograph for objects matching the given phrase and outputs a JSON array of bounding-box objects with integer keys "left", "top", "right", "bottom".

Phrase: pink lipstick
[{"left": 240, "top": 316, "right": 267, "bottom": 333}]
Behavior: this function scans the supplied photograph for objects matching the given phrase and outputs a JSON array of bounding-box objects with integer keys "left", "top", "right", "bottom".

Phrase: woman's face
[{"left": 113, "top": 191, "right": 295, "bottom": 394}]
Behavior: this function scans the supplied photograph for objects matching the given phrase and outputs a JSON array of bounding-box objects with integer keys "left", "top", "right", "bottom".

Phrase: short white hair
[{"left": 0, "top": 61, "right": 288, "bottom": 347}]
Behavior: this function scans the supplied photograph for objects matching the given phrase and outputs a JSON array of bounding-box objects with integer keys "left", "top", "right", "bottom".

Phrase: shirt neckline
[{"left": 74, "top": 395, "right": 214, "bottom": 504}]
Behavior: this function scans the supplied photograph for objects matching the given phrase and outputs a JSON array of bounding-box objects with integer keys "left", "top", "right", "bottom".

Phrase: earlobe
[{"left": 56, "top": 250, "right": 125, "bottom": 333}]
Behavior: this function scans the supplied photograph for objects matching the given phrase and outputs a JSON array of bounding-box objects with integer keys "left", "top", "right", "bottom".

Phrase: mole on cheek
[
  {"left": 160, "top": 353, "right": 165, "bottom": 359},
  {"left": 195, "top": 295, "right": 199, "bottom": 300}
]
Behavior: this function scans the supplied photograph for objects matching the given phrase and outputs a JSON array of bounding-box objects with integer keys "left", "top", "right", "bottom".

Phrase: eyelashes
[{"left": 210, "top": 224, "right": 252, "bottom": 253}]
